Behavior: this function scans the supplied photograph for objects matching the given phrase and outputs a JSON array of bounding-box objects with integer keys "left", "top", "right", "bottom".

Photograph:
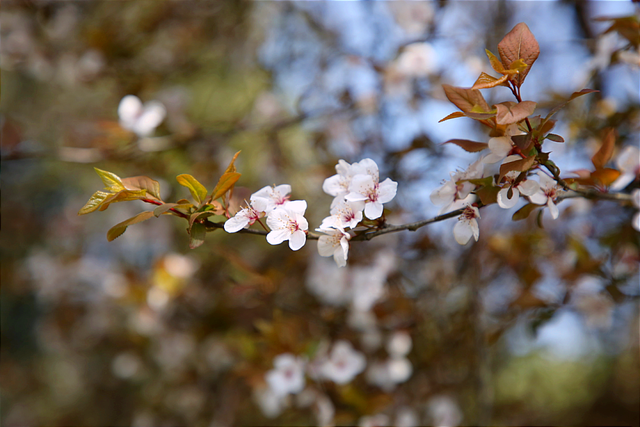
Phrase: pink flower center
[
  {"left": 461, "top": 206, "right": 478, "bottom": 221},
  {"left": 367, "top": 183, "right": 380, "bottom": 203}
]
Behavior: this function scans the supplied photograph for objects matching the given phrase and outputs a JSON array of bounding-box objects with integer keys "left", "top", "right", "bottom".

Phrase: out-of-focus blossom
[
  {"left": 296, "top": 389, "right": 335, "bottom": 427},
  {"left": 529, "top": 171, "right": 562, "bottom": 219},
  {"left": 396, "top": 42, "right": 437, "bottom": 77},
  {"left": 318, "top": 340, "right": 366, "bottom": 384},
  {"left": 632, "top": 189, "right": 640, "bottom": 232},
  {"left": 351, "top": 266, "right": 388, "bottom": 311},
  {"left": 426, "top": 396, "right": 463, "bottom": 427},
  {"left": 265, "top": 353, "right": 306, "bottom": 397},
  {"left": 306, "top": 256, "right": 350, "bottom": 306},
  {"left": 431, "top": 159, "right": 484, "bottom": 213},
  {"left": 118, "top": 95, "right": 166, "bottom": 137},
  {"left": 317, "top": 226, "right": 351, "bottom": 267},
  {"left": 611, "top": 145, "right": 639, "bottom": 190},
  {"left": 395, "top": 407, "right": 419, "bottom": 427},
  {"left": 386, "top": 331, "right": 412, "bottom": 357},
  {"left": 389, "top": 1, "right": 434, "bottom": 36},
  {"left": 251, "top": 184, "right": 291, "bottom": 213},
  {"left": 266, "top": 200, "right": 309, "bottom": 251},
  {"left": 254, "top": 386, "right": 286, "bottom": 419},
  {"left": 359, "top": 414, "right": 390, "bottom": 427},
  {"left": 453, "top": 205, "right": 481, "bottom": 245}
]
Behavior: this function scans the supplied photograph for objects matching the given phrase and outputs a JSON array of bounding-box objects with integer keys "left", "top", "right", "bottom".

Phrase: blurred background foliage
[{"left": 1, "top": 1, "right": 639, "bottom": 426}]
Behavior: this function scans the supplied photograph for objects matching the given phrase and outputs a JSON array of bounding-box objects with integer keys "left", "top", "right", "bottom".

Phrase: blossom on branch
[
  {"left": 497, "top": 168, "right": 541, "bottom": 209},
  {"left": 482, "top": 136, "right": 514, "bottom": 164},
  {"left": 345, "top": 175, "right": 398, "bottom": 220},
  {"left": 453, "top": 204, "right": 481, "bottom": 245},
  {"left": 317, "top": 226, "right": 351, "bottom": 267},
  {"left": 431, "top": 159, "right": 484, "bottom": 213},
  {"left": 223, "top": 203, "right": 264, "bottom": 233},
  {"left": 251, "top": 184, "right": 292, "bottom": 213},
  {"left": 529, "top": 171, "right": 562, "bottom": 219},
  {"left": 266, "top": 200, "right": 309, "bottom": 251}
]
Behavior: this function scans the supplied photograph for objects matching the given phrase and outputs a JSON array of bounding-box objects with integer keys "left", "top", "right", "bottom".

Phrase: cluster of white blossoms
[
  {"left": 224, "top": 184, "right": 310, "bottom": 251},
  {"left": 318, "top": 158, "right": 398, "bottom": 266},
  {"left": 431, "top": 131, "right": 567, "bottom": 245},
  {"left": 225, "top": 158, "right": 397, "bottom": 267},
  {"left": 257, "top": 341, "right": 366, "bottom": 419}
]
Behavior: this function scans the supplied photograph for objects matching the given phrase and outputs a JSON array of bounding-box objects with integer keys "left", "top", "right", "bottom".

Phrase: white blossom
[
  {"left": 224, "top": 203, "right": 264, "bottom": 233},
  {"left": 318, "top": 340, "right": 366, "bottom": 384},
  {"left": 497, "top": 166, "right": 541, "bottom": 209},
  {"left": 345, "top": 175, "right": 398, "bottom": 220},
  {"left": 453, "top": 205, "right": 481, "bottom": 245},
  {"left": 265, "top": 353, "right": 306, "bottom": 397},
  {"left": 396, "top": 42, "right": 437, "bottom": 77},
  {"left": 611, "top": 145, "right": 639, "bottom": 190},
  {"left": 118, "top": 95, "right": 166, "bottom": 137},
  {"left": 529, "top": 171, "right": 562, "bottom": 219},
  {"left": 323, "top": 160, "right": 359, "bottom": 206},
  {"left": 320, "top": 199, "right": 364, "bottom": 230},
  {"left": 251, "top": 184, "right": 291, "bottom": 213},
  {"left": 266, "top": 200, "right": 309, "bottom": 250},
  {"left": 317, "top": 227, "right": 351, "bottom": 268},
  {"left": 431, "top": 159, "right": 484, "bottom": 213},
  {"left": 482, "top": 136, "right": 513, "bottom": 164},
  {"left": 427, "top": 396, "right": 463, "bottom": 427}
]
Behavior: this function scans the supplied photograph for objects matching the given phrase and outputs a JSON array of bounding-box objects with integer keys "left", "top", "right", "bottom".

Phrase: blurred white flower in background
[
  {"left": 396, "top": 42, "right": 438, "bottom": 77},
  {"left": 118, "top": 94, "right": 166, "bottom": 137},
  {"left": 366, "top": 331, "right": 413, "bottom": 391},
  {"left": 265, "top": 353, "right": 306, "bottom": 397},
  {"left": 426, "top": 395, "right": 463, "bottom": 427},
  {"left": 610, "top": 145, "right": 639, "bottom": 190},
  {"left": 318, "top": 340, "right": 366, "bottom": 384}
]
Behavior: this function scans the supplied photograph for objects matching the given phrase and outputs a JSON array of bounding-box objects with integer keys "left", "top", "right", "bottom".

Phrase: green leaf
[
  {"left": 176, "top": 174, "right": 208, "bottom": 205},
  {"left": 122, "top": 176, "right": 162, "bottom": 200},
  {"left": 212, "top": 172, "right": 242, "bottom": 200},
  {"left": 78, "top": 190, "right": 111, "bottom": 215},
  {"left": 107, "top": 211, "right": 155, "bottom": 241},
  {"left": 466, "top": 176, "right": 494, "bottom": 187},
  {"left": 94, "top": 168, "right": 125, "bottom": 192},
  {"left": 189, "top": 222, "right": 207, "bottom": 249},
  {"left": 545, "top": 133, "right": 564, "bottom": 143},
  {"left": 512, "top": 203, "right": 539, "bottom": 221},
  {"left": 98, "top": 189, "right": 148, "bottom": 211}
]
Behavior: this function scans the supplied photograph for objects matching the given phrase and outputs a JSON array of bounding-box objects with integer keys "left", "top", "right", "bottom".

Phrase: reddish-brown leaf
[
  {"left": 512, "top": 203, "right": 540, "bottom": 221},
  {"left": 442, "top": 84, "right": 490, "bottom": 113},
  {"left": 498, "top": 156, "right": 536, "bottom": 183},
  {"left": 590, "top": 168, "right": 621, "bottom": 187},
  {"left": 443, "top": 139, "right": 488, "bottom": 153},
  {"left": 122, "top": 176, "right": 162, "bottom": 200},
  {"left": 591, "top": 128, "right": 616, "bottom": 169},
  {"left": 497, "top": 22, "right": 540, "bottom": 86},
  {"left": 438, "top": 111, "right": 466, "bottom": 123},
  {"left": 494, "top": 101, "right": 537, "bottom": 125},
  {"left": 212, "top": 172, "right": 242, "bottom": 201}
]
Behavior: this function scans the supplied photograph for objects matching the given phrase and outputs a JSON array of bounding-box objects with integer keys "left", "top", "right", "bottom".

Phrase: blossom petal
[
  {"left": 323, "top": 175, "right": 348, "bottom": 197},
  {"left": 518, "top": 179, "right": 540, "bottom": 196},
  {"left": 118, "top": 95, "right": 143, "bottom": 129},
  {"left": 497, "top": 187, "right": 520, "bottom": 209},
  {"left": 289, "top": 230, "right": 306, "bottom": 251},
  {"left": 489, "top": 136, "right": 512, "bottom": 156},
  {"left": 430, "top": 181, "right": 456, "bottom": 206},
  {"left": 224, "top": 211, "right": 251, "bottom": 233},
  {"left": 133, "top": 101, "right": 166, "bottom": 136},
  {"left": 364, "top": 201, "right": 383, "bottom": 220},
  {"left": 453, "top": 220, "right": 473, "bottom": 245},
  {"left": 267, "top": 229, "right": 290, "bottom": 245},
  {"left": 318, "top": 235, "right": 338, "bottom": 257},
  {"left": 547, "top": 199, "right": 559, "bottom": 219},
  {"left": 610, "top": 172, "right": 636, "bottom": 191},
  {"left": 529, "top": 190, "right": 547, "bottom": 205},
  {"left": 377, "top": 178, "right": 398, "bottom": 203},
  {"left": 286, "top": 200, "right": 307, "bottom": 215}
]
